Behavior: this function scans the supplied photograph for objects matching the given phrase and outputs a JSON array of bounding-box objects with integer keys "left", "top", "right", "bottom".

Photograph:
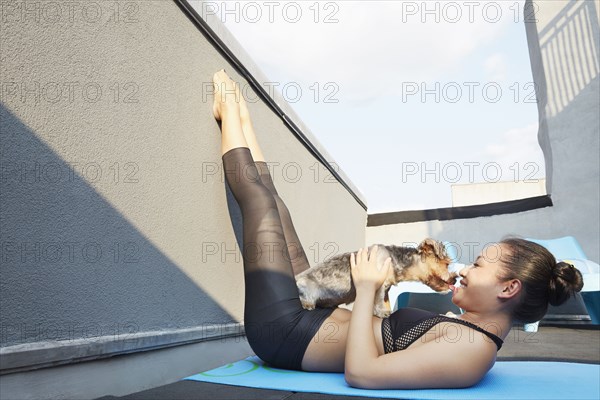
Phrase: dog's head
[{"left": 416, "top": 238, "right": 457, "bottom": 292}]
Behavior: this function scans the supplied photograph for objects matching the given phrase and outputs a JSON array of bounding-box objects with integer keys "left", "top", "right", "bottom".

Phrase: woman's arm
[
  {"left": 346, "top": 326, "right": 496, "bottom": 389},
  {"left": 344, "top": 246, "right": 390, "bottom": 382},
  {"left": 344, "top": 282, "right": 380, "bottom": 381}
]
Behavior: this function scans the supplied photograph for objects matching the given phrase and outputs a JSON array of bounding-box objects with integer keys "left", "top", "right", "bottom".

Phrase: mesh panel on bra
[
  {"left": 382, "top": 318, "right": 395, "bottom": 354},
  {"left": 382, "top": 315, "right": 504, "bottom": 353}
]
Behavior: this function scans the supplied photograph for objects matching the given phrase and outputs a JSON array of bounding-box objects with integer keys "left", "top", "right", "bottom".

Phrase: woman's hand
[{"left": 350, "top": 245, "right": 392, "bottom": 293}]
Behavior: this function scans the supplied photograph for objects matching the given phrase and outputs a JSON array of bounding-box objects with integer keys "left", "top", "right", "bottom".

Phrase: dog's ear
[
  {"left": 417, "top": 238, "right": 436, "bottom": 255},
  {"left": 418, "top": 238, "right": 449, "bottom": 261}
]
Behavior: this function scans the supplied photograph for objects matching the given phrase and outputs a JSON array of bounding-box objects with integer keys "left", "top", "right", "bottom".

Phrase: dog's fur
[{"left": 295, "top": 238, "right": 456, "bottom": 318}]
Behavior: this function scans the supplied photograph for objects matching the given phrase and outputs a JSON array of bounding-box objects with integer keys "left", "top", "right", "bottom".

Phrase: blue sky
[{"left": 194, "top": 0, "right": 545, "bottom": 213}]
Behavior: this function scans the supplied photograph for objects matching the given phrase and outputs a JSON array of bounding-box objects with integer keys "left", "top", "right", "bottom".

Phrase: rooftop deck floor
[{"left": 96, "top": 325, "right": 599, "bottom": 400}]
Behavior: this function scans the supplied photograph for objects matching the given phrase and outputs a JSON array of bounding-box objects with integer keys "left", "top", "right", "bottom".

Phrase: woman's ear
[{"left": 498, "top": 279, "right": 522, "bottom": 300}]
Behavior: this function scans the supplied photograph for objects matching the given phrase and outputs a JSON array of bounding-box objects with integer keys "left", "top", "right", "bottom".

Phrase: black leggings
[{"left": 222, "top": 147, "right": 336, "bottom": 371}]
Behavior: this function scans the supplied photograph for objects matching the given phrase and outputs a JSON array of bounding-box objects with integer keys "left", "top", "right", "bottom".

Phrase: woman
[{"left": 211, "top": 69, "right": 584, "bottom": 389}]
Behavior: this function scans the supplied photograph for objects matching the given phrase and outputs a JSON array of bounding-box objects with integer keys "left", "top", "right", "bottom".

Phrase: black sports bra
[{"left": 381, "top": 307, "right": 504, "bottom": 353}]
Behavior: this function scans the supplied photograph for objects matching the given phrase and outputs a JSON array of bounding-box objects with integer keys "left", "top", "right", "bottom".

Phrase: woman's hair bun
[{"left": 548, "top": 262, "right": 584, "bottom": 306}]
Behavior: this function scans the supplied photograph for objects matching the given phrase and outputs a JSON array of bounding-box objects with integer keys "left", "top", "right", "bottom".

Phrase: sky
[{"left": 192, "top": 0, "right": 545, "bottom": 213}]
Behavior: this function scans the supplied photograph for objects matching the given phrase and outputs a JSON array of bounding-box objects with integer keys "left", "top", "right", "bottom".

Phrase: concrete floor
[
  {"left": 95, "top": 325, "right": 599, "bottom": 400},
  {"left": 497, "top": 325, "right": 599, "bottom": 363}
]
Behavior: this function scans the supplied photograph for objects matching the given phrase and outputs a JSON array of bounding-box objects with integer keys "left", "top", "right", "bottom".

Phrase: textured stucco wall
[
  {"left": 0, "top": 0, "right": 365, "bottom": 358},
  {"left": 367, "top": 0, "right": 600, "bottom": 264}
]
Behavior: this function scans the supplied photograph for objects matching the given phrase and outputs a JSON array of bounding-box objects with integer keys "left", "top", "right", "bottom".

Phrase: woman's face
[{"left": 450, "top": 243, "right": 510, "bottom": 313}]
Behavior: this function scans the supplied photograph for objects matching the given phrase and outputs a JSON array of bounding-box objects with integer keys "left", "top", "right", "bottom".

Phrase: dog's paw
[
  {"left": 300, "top": 299, "right": 316, "bottom": 311},
  {"left": 373, "top": 306, "right": 391, "bottom": 318},
  {"left": 374, "top": 310, "right": 391, "bottom": 318}
]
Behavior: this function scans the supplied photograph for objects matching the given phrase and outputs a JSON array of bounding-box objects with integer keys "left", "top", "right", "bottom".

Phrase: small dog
[{"left": 295, "top": 238, "right": 456, "bottom": 318}]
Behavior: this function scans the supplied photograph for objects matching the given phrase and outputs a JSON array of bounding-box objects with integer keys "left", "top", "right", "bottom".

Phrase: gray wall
[
  {"left": 368, "top": 0, "right": 600, "bottom": 265},
  {"left": 0, "top": 0, "right": 365, "bottom": 398}
]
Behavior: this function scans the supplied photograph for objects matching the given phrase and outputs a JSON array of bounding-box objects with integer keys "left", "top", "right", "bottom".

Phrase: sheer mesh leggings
[
  {"left": 222, "top": 147, "right": 335, "bottom": 370},
  {"left": 253, "top": 160, "right": 311, "bottom": 276}
]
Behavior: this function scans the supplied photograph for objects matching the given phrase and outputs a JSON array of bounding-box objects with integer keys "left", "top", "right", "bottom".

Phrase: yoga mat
[{"left": 183, "top": 356, "right": 599, "bottom": 399}]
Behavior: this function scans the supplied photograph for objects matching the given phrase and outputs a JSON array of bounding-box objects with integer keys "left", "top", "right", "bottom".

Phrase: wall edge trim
[
  {"left": 0, "top": 323, "right": 246, "bottom": 375},
  {"left": 367, "top": 195, "right": 553, "bottom": 226}
]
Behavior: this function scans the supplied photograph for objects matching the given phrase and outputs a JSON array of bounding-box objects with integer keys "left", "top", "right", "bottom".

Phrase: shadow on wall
[{"left": 0, "top": 103, "right": 241, "bottom": 350}]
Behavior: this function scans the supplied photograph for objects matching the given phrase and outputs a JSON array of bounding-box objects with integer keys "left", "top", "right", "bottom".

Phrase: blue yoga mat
[{"left": 183, "top": 356, "right": 599, "bottom": 399}]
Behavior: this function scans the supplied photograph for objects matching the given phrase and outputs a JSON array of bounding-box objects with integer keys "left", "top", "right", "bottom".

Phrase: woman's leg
[
  {"left": 235, "top": 86, "right": 312, "bottom": 276},
  {"left": 252, "top": 161, "right": 312, "bottom": 275},
  {"left": 213, "top": 70, "right": 334, "bottom": 370}
]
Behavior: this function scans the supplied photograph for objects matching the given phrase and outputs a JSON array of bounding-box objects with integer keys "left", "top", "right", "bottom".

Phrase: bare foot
[
  {"left": 212, "top": 69, "right": 240, "bottom": 121},
  {"left": 234, "top": 82, "right": 251, "bottom": 123}
]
